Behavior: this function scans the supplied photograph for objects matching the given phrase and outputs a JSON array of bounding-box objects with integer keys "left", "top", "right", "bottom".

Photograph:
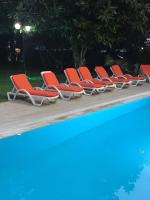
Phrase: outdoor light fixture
[
  {"left": 13, "top": 22, "right": 32, "bottom": 74},
  {"left": 24, "top": 26, "right": 31, "bottom": 32},
  {"left": 14, "top": 23, "right": 32, "bottom": 32},
  {"left": 14, "top": 23, "right": 21, "bottom": 30}
]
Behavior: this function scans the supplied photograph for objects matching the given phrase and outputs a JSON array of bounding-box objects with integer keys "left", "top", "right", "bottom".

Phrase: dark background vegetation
[{"left": 0, "top": 0, "right": 150, "bottom": 101}]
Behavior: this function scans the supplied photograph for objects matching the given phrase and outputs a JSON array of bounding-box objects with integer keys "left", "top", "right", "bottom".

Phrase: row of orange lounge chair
[{"left": 7, "top": 64, "right": 150, "bottom": 106}]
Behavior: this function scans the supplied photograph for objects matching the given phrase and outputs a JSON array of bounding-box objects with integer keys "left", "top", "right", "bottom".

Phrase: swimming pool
[{"left": 0, "top": 97, "right": 150, "bottom": 200}]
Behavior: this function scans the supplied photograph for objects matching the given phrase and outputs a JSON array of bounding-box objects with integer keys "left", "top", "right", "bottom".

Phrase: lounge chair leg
[
  {"left": 7, "top": 92, "right": 13, "bottom": 101},
  {"left": 84, "top": 89, "right": 95, "bottom": 95},
  {"left": 61, "top": 94, "right": 72, "bottom": 101},
  {"left": 7, "top": 92, "right": 20, "bottom": 101},
  {"left": 57, "top": 90, "right": 73, "bottom": 101},
  {"left": 131, "top": 81, "right": 138, "bottom": 86},
  {"left": 147, "top": 76, "right": 150, "bottom": 82},
  {"left": 101, "top": 87, "right": 108, "bottom": 92},
  {"left": 115, "top": 82, "right": 129, "bottom": 89},
  {"left": 29, "top": 96, "right": 40, "bottom": 106}
]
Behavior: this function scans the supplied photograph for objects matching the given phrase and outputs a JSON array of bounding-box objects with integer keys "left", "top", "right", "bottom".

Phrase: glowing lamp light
[
  {"left": 24, "top": 26, "right": 31, "bottom": 32},
  {"left": 14, "top": 23, "right": 21, "bottom": 30}
]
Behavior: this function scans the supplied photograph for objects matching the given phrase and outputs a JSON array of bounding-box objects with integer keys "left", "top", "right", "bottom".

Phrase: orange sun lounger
[
  {"left": 95, "top": 66, "right": 130, "bottom": 89},
  {"left": 140, "top": 64, "right": 150, "bottom": 82},
  {"left": 7, "top": 74, "right": 59, "bottom": 106},
  {"left": 41, "top": 71, "right": 84, "bottom": 100},
  {"left": 64, "top": 67, "right": 105, "bottom": 95},
  {"left": 78, "top": 66, "right": 115, "bottom": 91},
  {"left": 111, "top": 65, "right": 146, "bottom": 86}
]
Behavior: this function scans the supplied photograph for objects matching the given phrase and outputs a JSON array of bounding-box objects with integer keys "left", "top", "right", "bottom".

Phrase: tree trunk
[{"left": 71, "top": 41, "right": 87, "bottom": 68}]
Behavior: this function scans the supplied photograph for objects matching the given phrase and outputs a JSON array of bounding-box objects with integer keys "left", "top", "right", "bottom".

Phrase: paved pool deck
[{"left": 0, "top": 83, "right": 150, "bottom": 139}]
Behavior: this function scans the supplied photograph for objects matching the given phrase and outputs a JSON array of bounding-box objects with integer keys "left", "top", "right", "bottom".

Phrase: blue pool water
[{"left": 0, "top": 97, "right": 150, "bottom": 200}]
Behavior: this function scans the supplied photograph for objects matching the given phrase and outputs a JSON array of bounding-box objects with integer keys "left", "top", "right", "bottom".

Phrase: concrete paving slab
[{"left": 0, "top": 83, "right": 150, "bottom": 139}]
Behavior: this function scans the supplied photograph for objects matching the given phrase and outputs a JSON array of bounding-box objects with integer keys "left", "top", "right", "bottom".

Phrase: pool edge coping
[{"left": 1, "top": 90, "right": 150, "bottom": 139}]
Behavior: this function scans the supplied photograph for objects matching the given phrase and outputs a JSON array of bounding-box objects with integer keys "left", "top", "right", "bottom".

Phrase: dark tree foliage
[{"left": 1, "top": 0, "right": 150, "bottom": 66}]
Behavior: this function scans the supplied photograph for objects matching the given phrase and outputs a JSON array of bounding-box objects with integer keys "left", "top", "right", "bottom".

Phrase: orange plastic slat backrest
[
  {"left": 12, "top": 74, "right": 33, "bottom": 91},
  {"left": 65, "top": 68, "right": 81, "bottom": 82},
  {"left": 78, "top": 66, "right": 93, "bottom": 80},
  {"left": 42, "top": 71, "right": 60, "bottom": 86},
  {"left": 140, "top": 65, "right": 150, "bottom": 74},
  {"left": 95, "top": 66, "right": 109, "bottom": 78},
  {"left": 112, "top": 65, "right": 124, "bottom": 76}
]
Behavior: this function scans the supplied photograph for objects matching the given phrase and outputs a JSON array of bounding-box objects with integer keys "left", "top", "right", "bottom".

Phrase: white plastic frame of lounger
[
  {"left": 110, "top": 67, "right": 139, "bottom": 86},
  {"left": 77, "top": 68, "right": 116, "bottom": 92},
  {"left": 142, "top": 73, "right": 150, "bottom": 82},
  {"left": 110, "top": 66, "right": 146, "bottom": 86},
  {"left": 95, "top": 67, "right": 130, "bottom": 89},
  {"left": 140, "top": 66, "right": 150, "bottom": 82},
  {"left": 7, "top": 76, "right": 59, "bottom": 106},
  {"left": 41, "top": 71, "right": 84, "bottom": 100},
  {"left": 64, "top": 69, "right": 105, "bottom": 95},
  {"left": 125, "top": 74, "right": 146, "bottom": 86}
]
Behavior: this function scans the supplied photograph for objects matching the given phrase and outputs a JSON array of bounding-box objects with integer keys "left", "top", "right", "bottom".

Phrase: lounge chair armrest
[
  {"left": 138, "top": 74, "right": 145, "bottom": 78},
  {"left": 69, "top": 82, "right": 82, "bottom": 88},
  {"left": 101, "top": 77, "right": 112, "bottom": 82},
  {"left": 138, "top": 74, "right": 142, "bottom": 77},
  {"left": 33, "top": 87, "right": 43, "bottom": 90},
  {"left": 125, "top": 74, "right": 132, "bottom": 78},
  {"left": 82, "top": 80, "right": 93, "bottom": 83},
  {"left": 14, "top": 88, "right": 31, "bottom": 96},
  {"left": 143, "top": 73, "right": 150, "bottom": 77},
  {"left": 43, "top": 84, "right": 59, "bottom": 91},
  {"left": 117, "top": 75, "right": 128, "bottom": 80},
  {"left": 60, "top": 83, "right": 69, "bottom": 87}
]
